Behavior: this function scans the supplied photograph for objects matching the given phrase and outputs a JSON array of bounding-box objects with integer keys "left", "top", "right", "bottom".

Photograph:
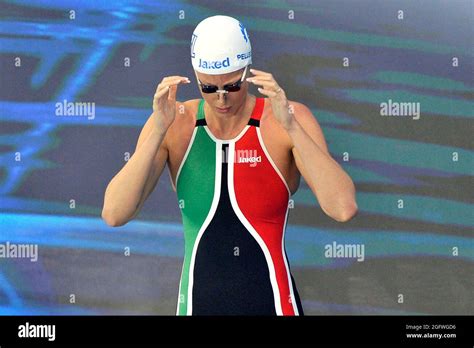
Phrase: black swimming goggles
[{"left": 195, "top": 65, "right": 249, "bottom": 94}]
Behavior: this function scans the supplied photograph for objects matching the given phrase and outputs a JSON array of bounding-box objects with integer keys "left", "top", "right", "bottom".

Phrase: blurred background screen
[{"left": 0, "top": 0, "right": 473, "bottom": 315}]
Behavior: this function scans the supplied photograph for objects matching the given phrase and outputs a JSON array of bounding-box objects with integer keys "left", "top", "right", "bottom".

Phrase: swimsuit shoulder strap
[
  {"left": 195, "top": 99, "right": 207, "bottom": 126},
  {"left": 247, "top": 97, "right": 265, "bottom": 127}
]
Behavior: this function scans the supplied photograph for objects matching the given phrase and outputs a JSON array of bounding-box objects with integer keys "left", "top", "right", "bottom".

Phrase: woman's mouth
[{"left": 216, "top": 106, "right": 231, "bottom": 113}]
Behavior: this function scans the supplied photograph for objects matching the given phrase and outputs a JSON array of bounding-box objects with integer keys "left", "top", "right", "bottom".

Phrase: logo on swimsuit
[
  {"left": 236, "top": 149, "right": 261, "bottom": 167},
  {"left": 198, "top": 57, "right": 230, "bottom": 70}
]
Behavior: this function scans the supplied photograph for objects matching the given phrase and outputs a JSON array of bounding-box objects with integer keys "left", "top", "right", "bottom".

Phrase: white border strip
[
  {"left": 281, "top": 205, "right": 299, "bottom": 315},
  {"left": 175, "top": 127, "right": 198, "bottom": 314},
  {"left": 227, "top": 141, "right": 283, "bottom": 315},
  {"left": 256, "top": 127, "right": 291, "bottom": 195},
  {"left": 257, "top": 126, "right": 298, "bottom": 315},
  {"left": 176, "top": 259, "right": 186, "bottom": 315}
]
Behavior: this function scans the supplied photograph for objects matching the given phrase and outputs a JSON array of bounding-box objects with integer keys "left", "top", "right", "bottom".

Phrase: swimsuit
[{"left": 175, "top": 97, "right": 303, "bottom": 315}]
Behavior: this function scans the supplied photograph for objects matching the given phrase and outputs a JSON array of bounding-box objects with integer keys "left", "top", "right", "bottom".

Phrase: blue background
[{"left": 0, "top": 0, "right": 473, "bottom": 315}]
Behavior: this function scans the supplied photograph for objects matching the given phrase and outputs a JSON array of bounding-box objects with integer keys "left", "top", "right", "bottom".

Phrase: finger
[
  {"left": 154, "top": 86, "right": 170, "bottom": 103},
  {"left": 165, "top": 78, "right": 191, "bottom": 88},
  {"left": 247, "top": 75, "right": 273, "bottom": 83},
  {"left": 156, "top": 77, "right": 190, "bottom": 93},
  {"left": 257, "top": 87, "right": 279, "bottom": 98},
  {"left": 249, "top": 68, "right": 272, "bottom": 77},
  {"left": 169, "top": 78, "right": 191, "bottom": 101},
  {"left": 247, "top": 79, "right": 279, "bottom": 89},
  {"left": 156, "top": 78, "right": 190, "bottom": 95},
  {"left": 167, "top": 78, "right": 191, "bottom": 101},
  {"left": 162, "top": 76, "right": 190, "bottom": 83},
  {"left": 155, "top": 79, "right": 188, "bottom": 99}
]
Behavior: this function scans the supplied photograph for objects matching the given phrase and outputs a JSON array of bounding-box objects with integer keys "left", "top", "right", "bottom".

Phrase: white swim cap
[{"left": 191, "top": 15, "right": 252, "bottom": 75}]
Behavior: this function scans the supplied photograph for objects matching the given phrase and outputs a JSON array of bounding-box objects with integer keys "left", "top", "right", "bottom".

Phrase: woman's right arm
[{"left": 101, "top": 75, "right": 190, "bottom": 226}]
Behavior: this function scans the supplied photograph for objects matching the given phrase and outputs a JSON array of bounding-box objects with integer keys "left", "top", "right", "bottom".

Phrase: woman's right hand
[{"left": 152, "top": 75, "right": 190, "bottom": 132}]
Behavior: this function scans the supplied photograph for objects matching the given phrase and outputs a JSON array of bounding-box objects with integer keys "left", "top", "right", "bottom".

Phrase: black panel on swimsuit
[{"left": 192, "top": 144, "right": 277, "bottom": 315}]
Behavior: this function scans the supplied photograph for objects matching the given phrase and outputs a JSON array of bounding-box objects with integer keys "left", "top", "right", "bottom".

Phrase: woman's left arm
[{"left": 248, "top": 68, "right": 357, "bottom": 222}]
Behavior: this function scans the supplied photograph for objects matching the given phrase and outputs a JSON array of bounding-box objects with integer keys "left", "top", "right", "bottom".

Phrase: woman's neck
[{"left": 205, "top": 94, "right": 256, "bottom": 136}]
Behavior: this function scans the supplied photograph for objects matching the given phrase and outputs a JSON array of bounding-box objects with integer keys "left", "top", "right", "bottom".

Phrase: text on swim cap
[
  {"left": 199, "top": 57, "right": 230, "bottom": 70},
  {"left": 236, "top": 51, "right": 251, "bottom": 60}
]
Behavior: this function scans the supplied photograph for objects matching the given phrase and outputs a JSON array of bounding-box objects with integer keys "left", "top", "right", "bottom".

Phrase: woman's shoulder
[
  {"left": 178, "top": 98, "right": 201, "bottom": 113},
  {"left": 165, "top": 99, "right": 201, "bottom": 145}
]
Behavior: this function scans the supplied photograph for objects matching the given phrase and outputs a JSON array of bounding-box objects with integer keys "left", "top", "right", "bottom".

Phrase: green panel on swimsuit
[{"left": 176, "top": 100, "right": 216, "bottom": 315}]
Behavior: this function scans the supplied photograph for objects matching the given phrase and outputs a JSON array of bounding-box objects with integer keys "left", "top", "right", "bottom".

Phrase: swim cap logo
[
  {"left": 199, "top": 57, "right": 230, "bottom": 70},
  {"left": 190, "top": 34, "right": 197, "bottom": 58},
  {"left": 239, "top": 22, "right": 248, "bottom": 43}
]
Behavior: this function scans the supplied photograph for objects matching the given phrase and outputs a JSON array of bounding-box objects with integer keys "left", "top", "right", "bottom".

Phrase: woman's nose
[{"left": 217, "top": 91, "right": 227, "bottom": 100}]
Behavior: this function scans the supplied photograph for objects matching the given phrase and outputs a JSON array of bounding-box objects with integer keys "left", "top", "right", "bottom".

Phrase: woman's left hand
[{"left": 246, "top": 68, "right": 294, "bottom": 130}]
